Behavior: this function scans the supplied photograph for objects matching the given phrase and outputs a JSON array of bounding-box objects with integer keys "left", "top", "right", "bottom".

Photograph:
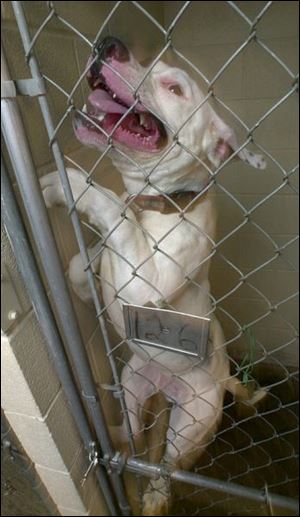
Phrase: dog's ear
[{"left": 203, "top": 115, "right": 266, "bottom": 170}]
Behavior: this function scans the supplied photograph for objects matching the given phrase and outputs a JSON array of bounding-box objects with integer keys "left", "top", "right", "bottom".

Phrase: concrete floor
[{"left": 1, "top": 446, "right": 52, "bottom": 516}]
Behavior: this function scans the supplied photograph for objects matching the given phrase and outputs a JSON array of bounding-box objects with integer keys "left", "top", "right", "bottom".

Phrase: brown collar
[{"left": 125, "top": 189, "right": 208, "bottom": 214}]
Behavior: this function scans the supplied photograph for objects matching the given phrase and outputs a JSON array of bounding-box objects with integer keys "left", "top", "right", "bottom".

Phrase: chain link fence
[{"left": 2, "top": 1, "right": 298, "bottom": 515}]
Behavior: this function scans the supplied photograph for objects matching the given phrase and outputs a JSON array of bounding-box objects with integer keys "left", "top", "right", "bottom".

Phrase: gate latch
[{"left": 80, "top": 442, "right": 99, "bottom": 486}]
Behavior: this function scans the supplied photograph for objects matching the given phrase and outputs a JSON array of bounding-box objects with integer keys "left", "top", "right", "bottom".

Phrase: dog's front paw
[
  {"left": 40, "top": 171, "right": 65, "bottom": 208},
  {"left": 143, "top": 478, "right": 169, "bottom": 516}
]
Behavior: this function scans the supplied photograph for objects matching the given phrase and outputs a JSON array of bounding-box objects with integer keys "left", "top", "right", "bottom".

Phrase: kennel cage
[{"left": 1, "top": 1, "right": 299, "bottom": 516}]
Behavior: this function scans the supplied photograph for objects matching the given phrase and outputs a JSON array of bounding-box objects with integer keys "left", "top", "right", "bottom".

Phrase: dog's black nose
[
  {"left": 94, "top": 36, "right": 129, "bottom": 63},
  {"left": 87, "top": 36, "right": 129, "bottom": 90}
]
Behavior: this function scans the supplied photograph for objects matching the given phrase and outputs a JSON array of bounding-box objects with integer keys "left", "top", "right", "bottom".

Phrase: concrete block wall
[
  {"left": 1, "top": 221, "right": 112, "bottom": 515},
  {"left": 1, "top": 412, "right": 59, "bottom": 515}
]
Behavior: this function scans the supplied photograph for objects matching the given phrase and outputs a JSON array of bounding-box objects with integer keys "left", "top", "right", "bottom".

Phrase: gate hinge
[
  {"left": 1, "top": 78, "right": 46, "bottom": 98},
  {"left": 100, "top": 451, "right": 127, "bottom": 475}
]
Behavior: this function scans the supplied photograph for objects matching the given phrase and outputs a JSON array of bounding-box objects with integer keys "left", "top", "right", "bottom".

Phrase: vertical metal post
[
  {"left": 1, "top": 154, "right": 118, "bottom": 516},
  {"left": 1, "top": 33, "right": 130, "bottom": 517},
  {"left": 10, "top": 0, "right": 143, "bottom": 508}
]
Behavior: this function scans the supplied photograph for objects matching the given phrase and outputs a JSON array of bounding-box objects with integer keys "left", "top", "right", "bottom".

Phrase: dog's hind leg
[
  {"left": 109, "top": 354, "right": 157, "bottom": 446},
  {"left": 142, "top": 378, "right": 223, "bottom": 516}
]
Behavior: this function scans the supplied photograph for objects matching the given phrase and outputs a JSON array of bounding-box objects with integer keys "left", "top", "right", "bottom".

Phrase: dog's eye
[{"left": 168, "top": 84, "right": 183, "bottom": 96}]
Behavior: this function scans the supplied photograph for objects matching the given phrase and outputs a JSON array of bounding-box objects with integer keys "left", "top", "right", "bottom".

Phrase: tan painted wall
[{"left": 163, "top": 1, "right": 299, "bottom": 366}]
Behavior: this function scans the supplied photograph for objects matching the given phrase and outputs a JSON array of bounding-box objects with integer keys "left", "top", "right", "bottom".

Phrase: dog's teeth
[
  {"left": 139, "top": 113, "right": 151, "bottom": 130},
  {"left": 139, "top": 114, "right": 146, "bottom": 127},
  {"left": 113, "top": 93, "right": 117, "bottom": 99}
]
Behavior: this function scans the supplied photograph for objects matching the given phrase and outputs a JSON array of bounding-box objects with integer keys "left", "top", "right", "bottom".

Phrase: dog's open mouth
[{"left": 74, "top": 47, "right": 167, "bottom": 153}]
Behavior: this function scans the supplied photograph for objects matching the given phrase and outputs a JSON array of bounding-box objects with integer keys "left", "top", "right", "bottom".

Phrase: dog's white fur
[{"left": 41, "top": 51, "right": 266, "bottom": 515}]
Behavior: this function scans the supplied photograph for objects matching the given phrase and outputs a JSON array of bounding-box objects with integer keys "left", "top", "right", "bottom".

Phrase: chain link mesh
[{"left": 8, "top": 1, "right": 299, "bottom": 515}]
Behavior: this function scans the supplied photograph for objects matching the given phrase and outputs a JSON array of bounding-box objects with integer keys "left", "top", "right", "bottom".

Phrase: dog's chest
[{"left": 138, "top": 202, "right": 215, "bottom": 267}]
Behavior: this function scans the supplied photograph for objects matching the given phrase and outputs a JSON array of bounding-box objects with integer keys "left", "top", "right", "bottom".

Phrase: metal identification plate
[{"left": 123, "top": 303, "right": 210, "bottom": 358}]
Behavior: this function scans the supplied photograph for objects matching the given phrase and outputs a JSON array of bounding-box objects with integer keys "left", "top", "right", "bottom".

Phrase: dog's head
[{"left": 74, "top": 37, "right": 265, "bottom": 179}]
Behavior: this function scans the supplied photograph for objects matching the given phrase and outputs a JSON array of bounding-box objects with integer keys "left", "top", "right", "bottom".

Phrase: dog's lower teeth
[{"left": 113, "top": 93, "right": 117, "bottom": 99}]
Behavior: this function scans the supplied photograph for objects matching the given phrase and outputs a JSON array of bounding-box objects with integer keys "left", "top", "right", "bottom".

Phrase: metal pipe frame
[
  {"left": 10, "top": 0, "right": 144, "bottom": 509},
  {"left": 1, "top": 154, "right": 118, "bottom": 516},
  {"left": 1, "top": 33, "right": 130, "bottom": 517},
  {"left": 109, "top": 456, "right": 299, "bottom": 514}
]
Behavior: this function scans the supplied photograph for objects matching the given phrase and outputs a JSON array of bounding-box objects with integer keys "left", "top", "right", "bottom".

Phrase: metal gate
[{"left": 1, "top": 2, "right": 298, "bottom": 515}]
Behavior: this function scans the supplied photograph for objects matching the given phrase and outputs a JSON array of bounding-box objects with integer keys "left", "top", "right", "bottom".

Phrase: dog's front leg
[
  {"left": 41, "top": 168, "right": 160, "bottom": 303},
  {"left": 41, "top": 168, "right": 125, "bottom": 234}
]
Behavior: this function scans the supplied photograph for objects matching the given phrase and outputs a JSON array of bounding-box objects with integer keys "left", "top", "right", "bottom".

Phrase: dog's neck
[
  {"left": 123, "top": 175, "right": 210, "bottom": 196},
  {"left": 116, "top": 160, "right": 211, "bottom": 196}
]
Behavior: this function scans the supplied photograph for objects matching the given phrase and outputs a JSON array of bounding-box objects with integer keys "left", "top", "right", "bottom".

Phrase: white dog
[{"left": 41, "top": 37, "right": 267, "bottom": 515}]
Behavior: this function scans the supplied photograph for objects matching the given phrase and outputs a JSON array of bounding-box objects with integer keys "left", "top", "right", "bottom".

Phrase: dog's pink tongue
[{"left": 88, "top": 89, "right": 127, "bottom": 114}]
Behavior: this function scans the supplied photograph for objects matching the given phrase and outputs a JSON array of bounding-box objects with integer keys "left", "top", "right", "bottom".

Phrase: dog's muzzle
[
  {"left": 88, "top": 36, "right": 130, "bottom": 86},
  {"left": 73, "top": 36, "right": 167, "bottom": 153}
]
